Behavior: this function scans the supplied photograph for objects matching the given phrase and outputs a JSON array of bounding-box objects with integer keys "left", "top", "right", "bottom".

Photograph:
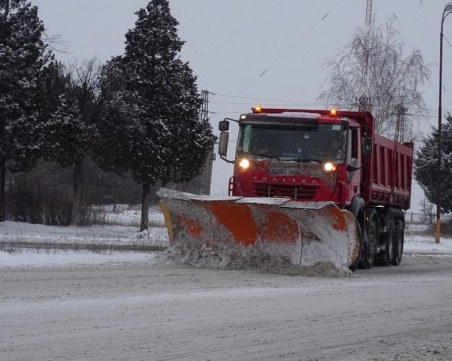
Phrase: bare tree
[
  {"left": 419, "top": 198, "right": 434, "bottom": 225},
  {"left": 43, "top": 58, "right": 101, "bottom": 226},
  {"left": 318, "top": 20, "right": 429, "bottom": 139}
]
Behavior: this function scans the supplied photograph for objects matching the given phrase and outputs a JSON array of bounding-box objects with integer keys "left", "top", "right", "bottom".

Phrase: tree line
[
  {"left": 0, "top": 0, "right": 215, "bottom": 231},
  {"left": 2, "top": 0, "right": 449, "bottom": 230}
]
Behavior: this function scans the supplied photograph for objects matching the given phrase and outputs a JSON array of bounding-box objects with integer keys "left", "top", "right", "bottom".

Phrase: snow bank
[
  {"left": 0, "top": 250, "right": 157, "bottom": 268},
  {"left": 0, "top": 220, "right": 169, "bottom": 247}
]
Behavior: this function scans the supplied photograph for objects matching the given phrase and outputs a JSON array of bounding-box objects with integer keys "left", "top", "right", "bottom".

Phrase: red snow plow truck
[{"left": 159, "top": 107, "right": 413, "bottom": 270}]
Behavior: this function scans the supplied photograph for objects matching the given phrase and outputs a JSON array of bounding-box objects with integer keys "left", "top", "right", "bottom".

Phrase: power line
[
  {"left": 210, "top": 92, "right": 452, "bottom": 115},
  {"left": 235, "top": 0, "right": 346, "bottom": 96},
  {"left": 210, "top": 92, "right": 322, "bottom": 107}
]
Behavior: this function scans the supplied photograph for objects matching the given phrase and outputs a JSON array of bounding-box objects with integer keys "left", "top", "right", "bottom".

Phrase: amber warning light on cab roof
[{"left": 252, "top": 105, "right": 262, "bottom": 113}]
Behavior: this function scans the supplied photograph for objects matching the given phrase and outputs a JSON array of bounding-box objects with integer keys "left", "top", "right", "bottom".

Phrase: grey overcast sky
[{"left": 32, "top": 0, "right": 452, "bottom": 211}]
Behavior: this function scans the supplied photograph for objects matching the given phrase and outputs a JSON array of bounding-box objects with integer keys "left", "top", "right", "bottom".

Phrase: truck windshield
[{"left": 237, "top": 123, "right": 346, "bottom": 163}]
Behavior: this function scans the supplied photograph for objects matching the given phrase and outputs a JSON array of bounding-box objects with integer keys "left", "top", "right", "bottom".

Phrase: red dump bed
[{"left": 365, "top": 134, "right": 413, "bottom": 210}]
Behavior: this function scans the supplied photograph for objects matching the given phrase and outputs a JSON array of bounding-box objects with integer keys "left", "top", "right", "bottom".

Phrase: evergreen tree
[
  {"left": 0, "top": 0, "right": 53, "bottom": 221},
  {"left": 98, "top": 0, "right": 215, "bottom": 231},
  {"left": 42, "top": 59, "right": 100, "bottom": 225},
  {"left": 414, "top": 115, "right": 452, "bottom": 213},
  {"left": 35, "top": 60, "right": 68, "bottom": 125}
]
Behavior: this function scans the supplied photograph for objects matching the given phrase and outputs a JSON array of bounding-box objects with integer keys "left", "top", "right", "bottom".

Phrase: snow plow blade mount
[{"left": 158, "top": 188, "right": 360, "bottom": 269}]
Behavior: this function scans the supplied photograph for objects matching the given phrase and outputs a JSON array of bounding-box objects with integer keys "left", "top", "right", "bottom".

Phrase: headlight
[
  {"left": 323, "top": 162, "right": 336, "bottom": 172},
  {"left": 238, "top": 158, "right": 251, "bottom": 170}
]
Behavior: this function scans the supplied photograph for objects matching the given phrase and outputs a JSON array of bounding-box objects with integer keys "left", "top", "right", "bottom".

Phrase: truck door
[{"left": 347, "top": 127, "right": 362, "bottom": 199}]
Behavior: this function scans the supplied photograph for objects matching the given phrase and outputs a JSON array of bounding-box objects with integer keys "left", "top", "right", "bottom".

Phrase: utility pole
[
  {"left": 200, "top": 90, "right": 209, "bottom": 123},
  {"left": 395, "top": 104, "right": 407, "bottom": 143},
  {"left": 365, "top": 0, "right": 373, "bottom": 26},
  {"left": 200, "top": 90, "right": 215, "bottom": 195},
  {"left": 436, "top": 3, "right": 452, "bottom": 243},
  {"left": 361, "top": 0, "right": 373, "bottom": 110}
]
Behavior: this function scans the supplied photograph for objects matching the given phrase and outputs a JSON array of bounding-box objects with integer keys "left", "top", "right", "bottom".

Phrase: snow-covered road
[{"left": 2, "top": 254, "right": 452, "bottom": 361}]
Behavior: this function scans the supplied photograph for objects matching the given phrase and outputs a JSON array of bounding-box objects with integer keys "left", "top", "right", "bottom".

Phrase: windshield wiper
[
  {"left": 246, "top": 152, "right": 281, "bottom": 161},
  {"left": 285, "top": 157, "right": 322, "bottom": 163}
]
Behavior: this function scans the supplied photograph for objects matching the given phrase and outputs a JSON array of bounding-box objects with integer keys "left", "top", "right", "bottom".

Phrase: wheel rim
[
  {"left": 398, "top": 227, "right": 404, "bottom": 256},
  {"left": 394, "top": 221, "right": 404, "bottom": 265},
  {"left": 386, "top": 221, "right": 395, "bottom": 265},
  {"left": 366, "top": 221, "right": 377, "bottom": 266}
]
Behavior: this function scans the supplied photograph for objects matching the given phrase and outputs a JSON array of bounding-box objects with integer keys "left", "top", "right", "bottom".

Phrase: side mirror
[
  {"left": 218, "top": 131, "right": 229, "bottom": 158},
  {"left": 218, "top": 120, "right": 230, "bottom": 132},
  {"left": 362, "top": 138, "right": 372, "bottom": 156},
  {"left": 347, "top": 163, "right": 361, "bottom": 172}
]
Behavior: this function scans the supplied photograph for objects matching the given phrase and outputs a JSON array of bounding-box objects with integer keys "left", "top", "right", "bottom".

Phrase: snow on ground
[
  {"left": 1, "top": 205, "right": 452, "bottom": 268},
  {"left": 0, "top": 205, "right": 168, "bottom": 247},
  {"left": 404, "top": 224, "right": 452, "bottom": 254},
  {"left": 2, "top": 209, "right": 452, "bottom": 361},
  {"left": 0, "top": 205, "right": 168, "bottom": 268},
  {"left": 100, "top": 204, "right": 165, "bottom": 227},
  {"left": 405, "top": 234, "right": 452, "bottom": 254}
]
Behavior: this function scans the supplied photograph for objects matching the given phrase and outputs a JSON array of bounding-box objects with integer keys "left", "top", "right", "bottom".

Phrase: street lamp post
[{"left": 436, "top": 2, "right": 452, "bottom": 244}]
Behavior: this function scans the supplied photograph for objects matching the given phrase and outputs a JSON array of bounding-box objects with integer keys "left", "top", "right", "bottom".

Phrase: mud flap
[{"left": 158, "top": 188, "right": 361, "bottom": 269}]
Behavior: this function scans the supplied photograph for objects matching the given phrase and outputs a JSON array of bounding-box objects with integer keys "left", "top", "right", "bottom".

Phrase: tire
[
  {"left": 381, "top": 220, "right": 395, "bottom": 267},
  {"left": 362, "top": 220, "right": 377, "bottom": 269},
  {"left": 392, "top": 220, "right": 404, "bottom": 266},
  {"left": 350, "top": 221, "right": 363, "bottom": 271}
]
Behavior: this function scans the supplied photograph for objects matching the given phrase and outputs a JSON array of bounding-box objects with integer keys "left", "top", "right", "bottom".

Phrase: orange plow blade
[{"left": 158, "top": 188, "right": 360, "bottom": 270}]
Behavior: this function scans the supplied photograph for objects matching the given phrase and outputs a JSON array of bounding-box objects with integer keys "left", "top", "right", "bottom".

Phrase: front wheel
[{"left": 349, "top": 221, "right": 363, "bottom": 271}]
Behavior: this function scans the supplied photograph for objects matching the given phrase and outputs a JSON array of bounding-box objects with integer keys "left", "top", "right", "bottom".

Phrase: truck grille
[{"left": 253, "top": 184, "right": 318, "bottom": 200}]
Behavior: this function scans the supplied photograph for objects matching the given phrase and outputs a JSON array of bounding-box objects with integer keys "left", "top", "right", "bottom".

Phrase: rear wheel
[
  {"left": 392, "top": 220, "right": 404, "bottom": 265},
  {"left": 381, "top": 220, "right": 395, "bottom": 267}
]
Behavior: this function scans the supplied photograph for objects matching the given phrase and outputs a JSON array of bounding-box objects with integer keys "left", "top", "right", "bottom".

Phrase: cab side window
[{"left": 351, "top": 128, "right": 358, "bottom": 160}]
